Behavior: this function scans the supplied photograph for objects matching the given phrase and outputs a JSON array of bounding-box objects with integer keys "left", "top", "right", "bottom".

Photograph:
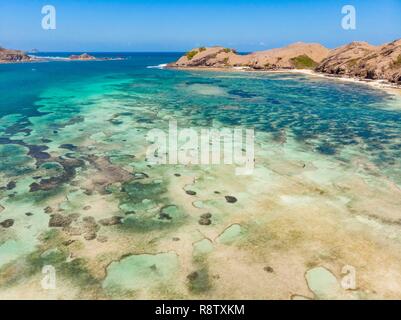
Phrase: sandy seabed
[{"left": 1, "top": 65, "right": 401, "bottom": 300}]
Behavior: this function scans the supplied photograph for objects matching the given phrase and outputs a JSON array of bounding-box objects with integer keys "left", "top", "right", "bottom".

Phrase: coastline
[
  {"left": 168, "top": 65, "right": 401, "bottom": 97},
  {"left": 2, "top": 57, "right": 400, "bottom": 97}
]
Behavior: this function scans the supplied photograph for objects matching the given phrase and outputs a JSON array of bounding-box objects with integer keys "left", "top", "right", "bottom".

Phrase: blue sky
[{"left": 0, "top": 0, "right": 400, "bottom": 52}]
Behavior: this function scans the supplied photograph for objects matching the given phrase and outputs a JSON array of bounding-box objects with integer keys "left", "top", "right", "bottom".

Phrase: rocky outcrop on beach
[
  {"left": 0, "top": 47, "right": 32, "bottom": 63},
  {"left": 169, "top": 42, "right": 330, "bottom": 70},
  {"left": 69, "top": 53, "right": 96, "bottom": 61},
  {"left": 316, "top": 39, "right": 401, "bottom": 84},
  {"left": 170, "top": 39, "right": 401, "bottom": 84}
]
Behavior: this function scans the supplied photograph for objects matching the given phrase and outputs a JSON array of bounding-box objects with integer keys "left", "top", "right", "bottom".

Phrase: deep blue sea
[{"left": 1, "top": 52, "right": 401, "bottom": 299}]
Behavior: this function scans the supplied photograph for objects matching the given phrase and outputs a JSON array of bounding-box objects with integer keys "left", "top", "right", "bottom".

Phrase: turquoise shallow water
[
  {"left": 1, "top": 52, "right": 401, "bottom": 183},
  {"left": 1, "top": 52, "right": 401, "bottom": 298}
]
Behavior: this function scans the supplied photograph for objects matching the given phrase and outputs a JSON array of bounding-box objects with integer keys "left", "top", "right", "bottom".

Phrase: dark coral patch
[{"left": 225, "top": 196, "right": 238, "bottom": 203}]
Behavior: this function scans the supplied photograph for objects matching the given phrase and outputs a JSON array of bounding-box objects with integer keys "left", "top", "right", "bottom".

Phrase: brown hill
[{"left": 170, "top": 42, "right": 330, "bottom": 70}]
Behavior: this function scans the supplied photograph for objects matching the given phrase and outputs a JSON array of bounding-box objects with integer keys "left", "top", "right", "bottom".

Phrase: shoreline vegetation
[{"left": 167, "top": 39, "right": 401, "bottom": 91}]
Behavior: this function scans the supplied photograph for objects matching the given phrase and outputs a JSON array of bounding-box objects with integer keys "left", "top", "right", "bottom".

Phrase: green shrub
[
  {"left": 290, "top": 55, "right": 318, "bottom": 69},
  {"left": 186, "top": 50, "right": 198, "bottom": 60},
  {"left": 199, "top": 47, "right": 206, "bottom": 52},
  {"left": 223, "top": 57, "right": 229, "bottom": 65},
  {"left": 223, "top": 48, "right": 232, "bottom": 53}
]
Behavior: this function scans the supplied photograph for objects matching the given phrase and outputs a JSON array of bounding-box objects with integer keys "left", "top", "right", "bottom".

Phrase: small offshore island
[
  {"left": 1, "top": 38, "right": 401, "bottom": 300},
  {"left": 0, "top": 47, "right": 118, "bottom": 63},
  {"left": 168, "top": 39, "right": 401, "bottom": 88}
]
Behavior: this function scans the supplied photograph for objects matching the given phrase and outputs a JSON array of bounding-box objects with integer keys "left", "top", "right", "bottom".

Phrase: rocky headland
[{"left": 168, "top": 39, "right": 401, "bottom": 86}]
